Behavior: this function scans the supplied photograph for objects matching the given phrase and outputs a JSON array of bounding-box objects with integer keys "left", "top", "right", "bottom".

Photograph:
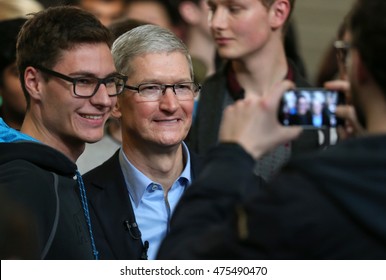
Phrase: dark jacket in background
[{"left": 158, "top": 136, "right": 386, "bottom": 259}]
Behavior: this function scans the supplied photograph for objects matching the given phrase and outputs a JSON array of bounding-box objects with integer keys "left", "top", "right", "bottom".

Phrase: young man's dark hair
[{"left": 16, "top": 6, "right": 113, "bottom": 107}]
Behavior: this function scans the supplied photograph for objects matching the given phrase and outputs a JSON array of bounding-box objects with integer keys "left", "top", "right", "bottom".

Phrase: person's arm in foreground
[{"left": 157, "top": 81, "right": 302, "bottom": 259}]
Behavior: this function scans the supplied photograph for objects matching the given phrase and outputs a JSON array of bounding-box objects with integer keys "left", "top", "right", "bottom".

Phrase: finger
[
  {"left": 267, "top": 80, "right": 295, "bottom": 110},
  {"left": 336, "top": 105, "right": 357, "bottom": 124},
  {"left": 324, "top": 80, "right": 352, "bottom": 104},
  {"left": 324, "top": 80, "right": 350, "bottom": 91},
  {"left": 335, "top": 105, "right": 352, "bottom": 119},
  {"left": 337, "top": 126, "right": 349, "bottom": 140},
  {"left": 279, "top": 126, "right": 303, "bottom": 143}
]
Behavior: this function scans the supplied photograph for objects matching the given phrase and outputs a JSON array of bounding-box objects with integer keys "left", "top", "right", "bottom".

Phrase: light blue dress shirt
[{"left": 118, "top": 142, "right": 192, "bottom": 259}]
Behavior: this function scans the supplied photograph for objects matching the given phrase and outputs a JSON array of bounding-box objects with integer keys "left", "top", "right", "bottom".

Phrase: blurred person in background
[
  {"left": 324, "top": 22, "right": 362, "bottom": 141},
  {"left": 0, "top": 0, "right": 43, "bottom": 20},
  {"left": 0, "top": 18, "right": 28, "bottom": 130},
  {"left": 315, "top": 17, "right": 350, "bottom": 87},
  {"left": 188, "top": 0, "right": 317, "bottom": 182},
  {"left": 170, "top": 0, "right": 217, "bottom": 79},
  {"left": 68, "top": 0, "right": 127, "bottom": 26},
  {"left": 0, "top": 0, "right": 43, "bottom": 129},
  {"left": 124, "top": 0, "right": 180, "bottom": 35}
]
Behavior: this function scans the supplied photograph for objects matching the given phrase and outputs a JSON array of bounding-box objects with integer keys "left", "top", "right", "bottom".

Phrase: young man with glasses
[
  {"left": 83, "top": 24, "right": 203, "bottom": 260},
  {"left": 158, "top": 0, "right": 386, "bottom": 259},
  {"left": 0, "top": 6, "right": 126, "bottom": 259}
]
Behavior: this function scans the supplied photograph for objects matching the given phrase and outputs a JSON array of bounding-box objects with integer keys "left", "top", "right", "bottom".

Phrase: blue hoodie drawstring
[{"left": 76, "top": 170, "right": 99, "bottom": 260}]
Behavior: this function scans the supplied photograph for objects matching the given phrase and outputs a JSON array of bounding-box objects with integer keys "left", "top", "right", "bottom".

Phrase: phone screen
[{"left": 278, "top": 88, "right": 345, "bottom": 128}]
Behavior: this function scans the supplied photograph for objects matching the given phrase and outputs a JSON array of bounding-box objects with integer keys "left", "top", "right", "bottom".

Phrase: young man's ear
[
  {"left": 269, "top": 0, "right": 291, "bottom": 30},
  {"left": 24, "top": 66, "right": 44, "bottom": 101},
  {"left": 111, "top": 100, "right": 122, "bottom": 119}
]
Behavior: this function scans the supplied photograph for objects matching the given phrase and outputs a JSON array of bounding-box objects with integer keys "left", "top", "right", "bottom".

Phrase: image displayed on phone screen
[{"left": 278, "top": 88, "right": 344, "bottom": 128}]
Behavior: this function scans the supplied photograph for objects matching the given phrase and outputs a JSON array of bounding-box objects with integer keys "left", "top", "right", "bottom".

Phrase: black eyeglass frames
[{"left": 33, "top": 65, "right": 128, "bottom": 98}]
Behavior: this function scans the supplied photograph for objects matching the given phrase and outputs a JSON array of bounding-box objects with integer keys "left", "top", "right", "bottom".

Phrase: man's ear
[
  {"left": 24, "top": 66, "right": 44, "bottom": 101},
  {"left": 179, "top": 1, "right": 201, "bottom": 25},
  {"left": 268, "top": 0, "right": 290, "bottom": 30},
  {"left": 111, "top": 99, "right": 122, "bottom": 119}
]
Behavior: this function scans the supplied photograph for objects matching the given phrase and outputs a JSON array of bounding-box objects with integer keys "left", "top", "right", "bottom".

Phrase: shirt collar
[
  {"left": 179, "top": 142, "right": 192, "bottom": 186},
  {"left": 119, "top": 142, "right": 192, "bottom": 207}
]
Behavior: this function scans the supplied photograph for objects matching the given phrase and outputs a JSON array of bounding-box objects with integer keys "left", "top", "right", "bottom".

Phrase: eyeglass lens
[
  {"left": 75, "top": 76, "right": 126, "bottom": 97},
  {"left": 137, "top": 83, "right": 199, "bottom": 101}
]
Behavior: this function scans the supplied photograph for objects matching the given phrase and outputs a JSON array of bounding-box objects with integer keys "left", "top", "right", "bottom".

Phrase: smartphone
[{"left": 278, "top": 88, "right": 345, "bottom": 128}]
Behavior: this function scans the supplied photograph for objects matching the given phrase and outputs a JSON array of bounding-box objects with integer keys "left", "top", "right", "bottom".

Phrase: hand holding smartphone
[{"left": 278, "top": 88, "right": 345, "bottom": 129}]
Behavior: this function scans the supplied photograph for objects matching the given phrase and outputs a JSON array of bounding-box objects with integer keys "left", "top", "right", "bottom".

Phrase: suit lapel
[{"left": 85, "top": 151, "right": 143, "bottom": 259}]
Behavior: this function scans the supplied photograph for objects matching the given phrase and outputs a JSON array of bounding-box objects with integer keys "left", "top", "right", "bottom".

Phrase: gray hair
[{"left": 112, "top": 24, "right": 193, "bottom": 80}]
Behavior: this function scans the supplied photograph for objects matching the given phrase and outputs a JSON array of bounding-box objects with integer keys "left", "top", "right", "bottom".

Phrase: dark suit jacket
[{"left": 83, "top": 148, "right": 203, "bottom": 259}]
